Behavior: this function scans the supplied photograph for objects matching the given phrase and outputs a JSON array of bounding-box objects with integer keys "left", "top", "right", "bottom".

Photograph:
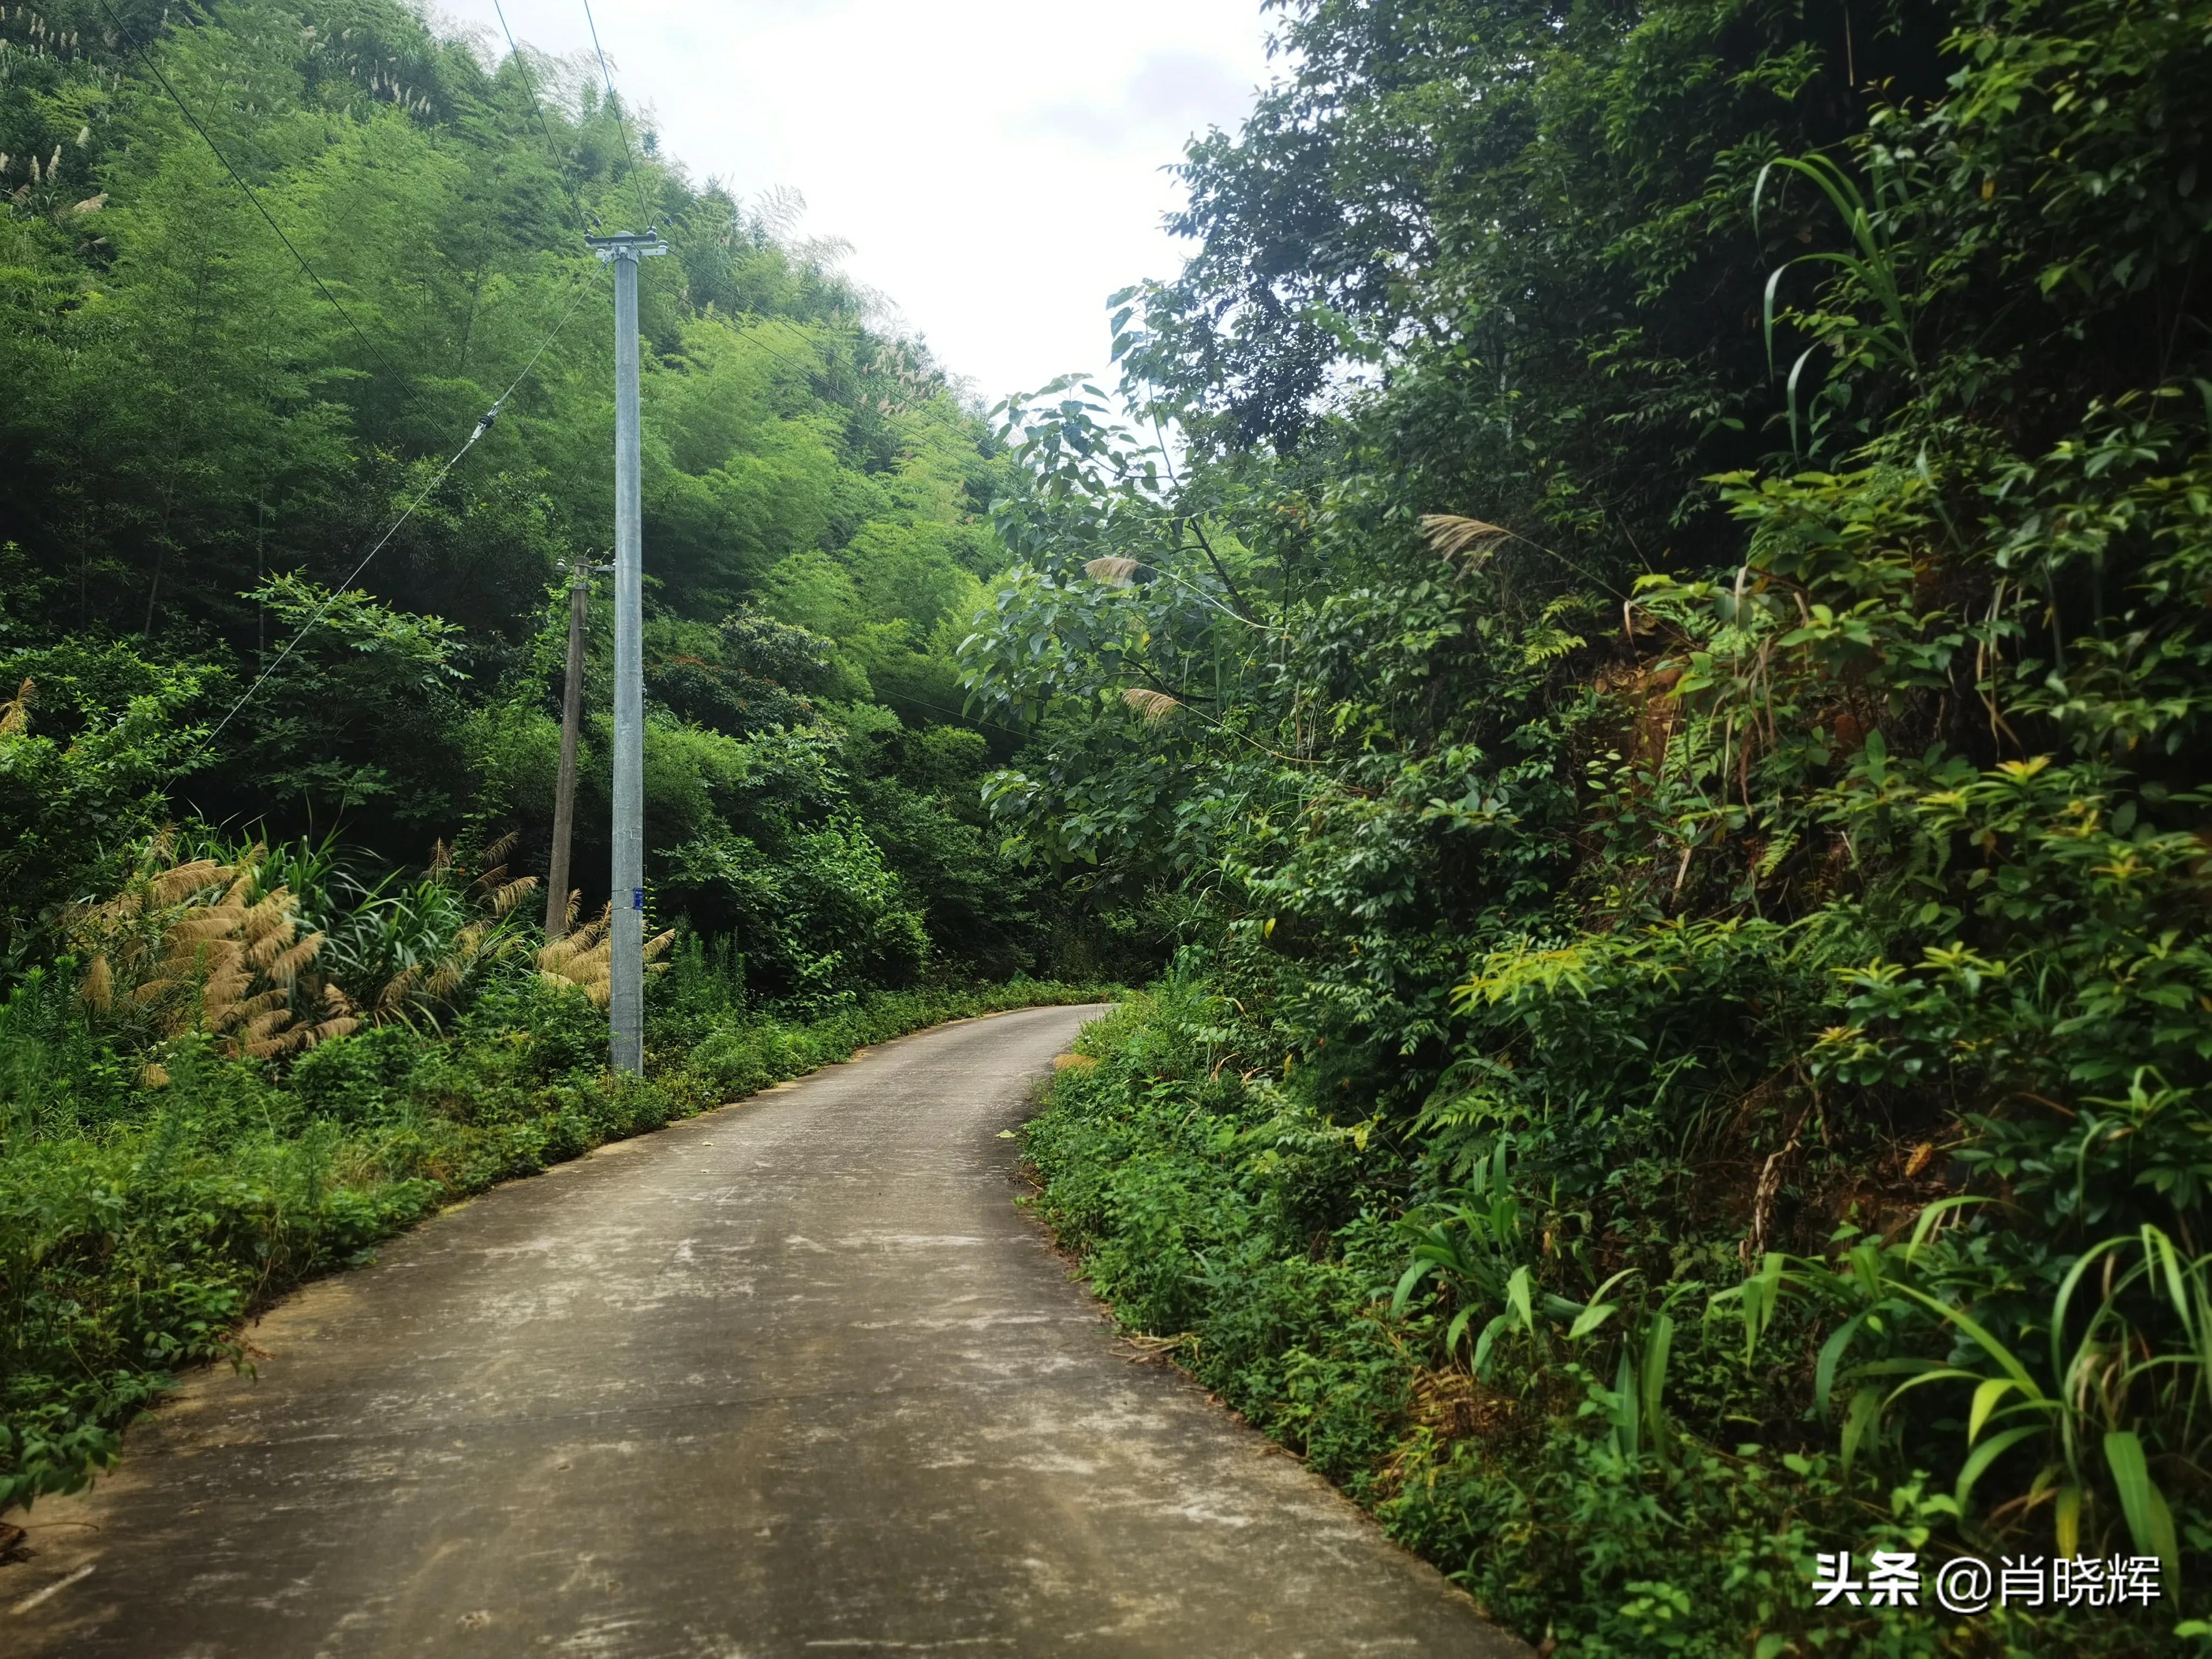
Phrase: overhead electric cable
[
  {"left": 731, "top": 316, "right": 830, "bottom": 377},
  {"left": 199, "top": 273, "right": 602, "bottom": 752},
  {"left": 491, "top": 0, "right": 559, "bottom": 152},
  {"left": 91, "top": 0, "right": 398, "bottom": 379},
  {"left": 565, "top": 3, "right": 846, "bottom": 382},
  {"left": 491, "top": 0, "right": 590, "bottom": 228},
  {"left": 579, "top": 0, "right": 655, "bottom": 228}
]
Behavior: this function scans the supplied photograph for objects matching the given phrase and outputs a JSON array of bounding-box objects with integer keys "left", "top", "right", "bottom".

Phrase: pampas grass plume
[
  {"left": 1084, "top": 556, "right": 1142, "bottom": 588},
  {"left": 1418, "top": 514, "right": 1510, "bottom": 565}
]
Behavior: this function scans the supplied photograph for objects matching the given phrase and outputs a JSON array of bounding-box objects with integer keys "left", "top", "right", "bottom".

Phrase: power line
[
  {"left": 491, "top": 0, "right": 559, "bottom": 155},
  {"left": 579, "top": 0, "right": 655, "bottom": 230},
  {"left": 91, "top": 0, "right": 397, "bottom": 380},
  {"left": 203, "top": 422, "right": 489, "bottom": 752},
  {"left": 873, "top": 691, "right": 1029, "bottom": 741},
  {"left": 502, "top": 267, "right": 603, "bottom": 408},
  {"left": 200, "top": 272, "right": 602, "bottom": 752},
  {"left": 564, "top": 4, "right": 842, "bottom": 383},
  {"left": 731, "top": 315, "right": 830, "bottom": 377},
  {"left": 569, "top": 2, "right": 847, "bottom": 399},
  {"left": 480, "top": 12, "right": 828, "bottom": 381},
  {"left": 490, "top": 0, "right": 590, "bottom": 230}
]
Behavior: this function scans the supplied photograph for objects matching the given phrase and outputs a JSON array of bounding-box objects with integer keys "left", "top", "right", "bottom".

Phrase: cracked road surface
[{"left": 4, "top": 1005, "right": 1526, "bottom": 1657}]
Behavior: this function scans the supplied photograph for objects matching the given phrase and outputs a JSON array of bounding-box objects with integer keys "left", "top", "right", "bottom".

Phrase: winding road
[{"left": 4, "top": 1005, "right": 1524, "bottom": 1657}]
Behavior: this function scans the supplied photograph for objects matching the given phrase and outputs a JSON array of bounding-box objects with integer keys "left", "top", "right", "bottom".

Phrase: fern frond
[{"left": 1521, "top": 628, "right": 1587, "bottom": 667}]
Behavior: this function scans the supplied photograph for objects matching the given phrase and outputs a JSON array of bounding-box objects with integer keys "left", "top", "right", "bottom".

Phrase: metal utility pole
[
  {"left": 586, "top": 228, "right": 666, "bottom": 1075},
  {"left": 543, "top": 553, "right": 591, "bottom": 939}
]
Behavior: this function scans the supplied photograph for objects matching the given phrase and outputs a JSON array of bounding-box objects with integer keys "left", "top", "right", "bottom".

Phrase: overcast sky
[{"left": 432, "top": 1, "right": 1282, "bottom": 404}]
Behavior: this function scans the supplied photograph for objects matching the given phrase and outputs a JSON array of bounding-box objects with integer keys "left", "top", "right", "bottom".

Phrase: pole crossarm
[{"left": 586, "top": 231, "right": 670, "bottom": 262}]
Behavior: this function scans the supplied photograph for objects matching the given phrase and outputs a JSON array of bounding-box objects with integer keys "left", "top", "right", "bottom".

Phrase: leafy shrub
[{"left": 1027, "top": 988, "right": 2193, "bottom": 1655}]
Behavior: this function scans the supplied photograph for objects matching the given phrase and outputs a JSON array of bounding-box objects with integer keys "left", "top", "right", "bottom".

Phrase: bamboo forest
[{"left": 1, "top": 1, "right": 2207, "bottom": 1655}]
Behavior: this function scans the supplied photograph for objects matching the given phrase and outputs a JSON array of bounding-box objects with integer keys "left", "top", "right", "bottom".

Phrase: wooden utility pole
[{"left": 544, "top": 554, "right": 591, "bottom": 939}]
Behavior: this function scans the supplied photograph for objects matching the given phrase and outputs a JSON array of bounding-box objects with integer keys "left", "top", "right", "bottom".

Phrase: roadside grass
[
  {"left": 0, "top": 972, "right": 1113, "bottom": 1511},
  {"left": 1023, "top": 987, "right": 2186, "bottom": 1659}
]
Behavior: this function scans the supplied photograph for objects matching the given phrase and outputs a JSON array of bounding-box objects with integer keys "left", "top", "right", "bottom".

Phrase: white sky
[{"left": 433, "top": 1, "right": 1282, "bottom": 404}]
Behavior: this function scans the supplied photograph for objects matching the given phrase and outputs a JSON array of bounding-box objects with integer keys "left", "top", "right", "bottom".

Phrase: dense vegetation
[
  {"left": 7, "top": 0, "right": 2208, "bottom": 1653},
  {"left": 978, "top": 0, "right": 2212, "bottom": 1653},
  {"left": 1, "top": 0, "right": 1112, "bottom": 1508}
]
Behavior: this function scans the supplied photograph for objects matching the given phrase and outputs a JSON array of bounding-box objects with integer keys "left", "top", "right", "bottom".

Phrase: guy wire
[{"left": 199, "top": 272, "right": 602, "bottom": 754}]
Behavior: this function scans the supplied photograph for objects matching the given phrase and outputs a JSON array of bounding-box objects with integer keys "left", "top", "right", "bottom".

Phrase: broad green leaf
[
  {"left": 2055, "top": 1485, "right": 2083, "bottom": 1559},
  {"left": 1643, "top": 1313, "right": 1676, "bottom": 1454},
  {"left": 1954, "top": 1425, "right": 2042, "bottom": 1510},
  {"left": 1390, "top": 1259, "right": 1433, "bottom": 1315},
  {"left": 1613, "top": 1346, "right": 1640, "bottom": 1462},
  {"left": 1840, "top": 1386, "right": 1882, "bottom": 1479},
  {"left": 1814, "top": 1312, "right": 1867, "bottom": 1418},
  {"left": 1968, "top": 1377, "right": 2018, "bottom": 1445},
  {"left": 2103, "top": 1431, "right": 2180, "bottom": 1576},
  {"left": 1568, "top": 1301, "right": 1616, "bottom": 1341}
]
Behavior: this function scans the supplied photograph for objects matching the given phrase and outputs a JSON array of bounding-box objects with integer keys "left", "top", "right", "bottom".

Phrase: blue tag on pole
[{"left": 632, "top": 887, "right": 645, "bottom": 911}]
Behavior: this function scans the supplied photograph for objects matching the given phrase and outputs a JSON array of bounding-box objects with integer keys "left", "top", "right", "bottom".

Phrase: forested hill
[
  {"left": 8, "top": 0, "right": 2212, "bottom": 1653},
  {"left": 1, "top": 0, "right": 1054, "bottom": 983},
  {"left": 1, "top": 0, "right": 1126, "bottom": 1521},
  {"left": 980, "top": 0, "right": 2212, "bottom": 1654}
]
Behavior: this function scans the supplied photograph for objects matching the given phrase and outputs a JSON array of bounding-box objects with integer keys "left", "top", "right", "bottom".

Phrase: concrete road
[{"left": 4, "top": 1005, "right": 1526, "bottom": 1658}]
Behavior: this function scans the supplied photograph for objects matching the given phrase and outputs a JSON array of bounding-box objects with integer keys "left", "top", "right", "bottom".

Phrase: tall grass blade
[{"left": 2103, "top": 1431, "right": 2180, "bottom": 1576}]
